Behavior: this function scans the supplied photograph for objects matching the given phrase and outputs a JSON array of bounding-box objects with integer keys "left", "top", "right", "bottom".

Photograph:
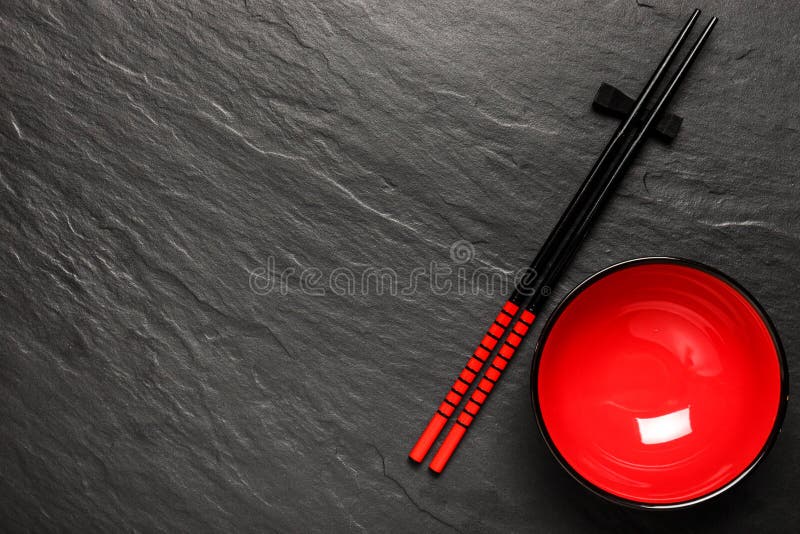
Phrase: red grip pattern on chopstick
[
  {"left": 429, "top": 309, "right": 536, "bottom": 473},
  {"left": 408, "top": 300, "right": 520, "bottom": 463}
]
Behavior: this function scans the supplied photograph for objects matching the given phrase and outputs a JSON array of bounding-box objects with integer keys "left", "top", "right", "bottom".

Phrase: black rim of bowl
[{"left": 529, "top": 257, "right": 789, "bottom": 510}]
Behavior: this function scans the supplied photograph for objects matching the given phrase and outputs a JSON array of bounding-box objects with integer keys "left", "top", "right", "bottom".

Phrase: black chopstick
[
  {"left": 507, "top": 8, "right": 703, "bottom": 313},
  {"left": 527, "top": 15, "right": 719, "bottom": 312},
  {"left": 422, "top": 12, "right": 717, "bottom": 473},
  {"left": 409, "top": 11, "right": 705, "bottom": 467}
]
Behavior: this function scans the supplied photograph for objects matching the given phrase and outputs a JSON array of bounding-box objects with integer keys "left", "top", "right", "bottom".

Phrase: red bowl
[{"left": 532, "top": 258, "right": 788, "bottom": 508}]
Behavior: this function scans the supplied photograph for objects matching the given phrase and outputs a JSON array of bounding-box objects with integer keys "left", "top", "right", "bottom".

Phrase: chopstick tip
[{"left": 428, "top": 465, "right": 443, "bottom": 476}]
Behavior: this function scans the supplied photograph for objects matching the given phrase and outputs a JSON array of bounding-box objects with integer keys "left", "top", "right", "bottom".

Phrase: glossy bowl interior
[{"left": 532, "top": 258, "right": 787, "bottom": 508}]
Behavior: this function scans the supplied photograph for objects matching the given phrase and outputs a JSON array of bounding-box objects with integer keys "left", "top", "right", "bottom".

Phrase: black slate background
[{"left": 2, "top": 0, "right": 799, "bottom": 532}]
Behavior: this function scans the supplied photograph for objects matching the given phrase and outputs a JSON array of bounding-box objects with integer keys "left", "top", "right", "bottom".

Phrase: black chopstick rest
[{"left": 593, "top": 82, "right": 683, "bottom": 142}]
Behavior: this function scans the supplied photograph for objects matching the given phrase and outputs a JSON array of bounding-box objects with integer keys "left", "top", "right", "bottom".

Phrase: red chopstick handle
[
  {"left": 408, "top": 412, "right": 448, "bottom": 463},
  {"left": 408, "top": 300, "right": 520, "bottom": 463},
  {"left": 429, "top": 309, "right": 536, "bottom": 473},
  {"left": 428, "top": 416, "right": 467, "bottom": 472}
]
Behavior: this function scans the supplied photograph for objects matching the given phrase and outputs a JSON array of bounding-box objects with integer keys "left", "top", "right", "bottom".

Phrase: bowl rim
[{"left": 529, "top": 256, "right": 789, "bottom": 510}]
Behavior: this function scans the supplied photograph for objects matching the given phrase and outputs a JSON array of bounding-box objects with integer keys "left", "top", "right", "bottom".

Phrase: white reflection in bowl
[{"left": 636, "top": 407, "right": 692, "bottom": 445}]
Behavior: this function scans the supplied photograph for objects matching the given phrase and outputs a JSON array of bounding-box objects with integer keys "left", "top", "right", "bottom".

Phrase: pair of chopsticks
[{"left": 409, "top": 9, "right": 718, "bottom": 474}]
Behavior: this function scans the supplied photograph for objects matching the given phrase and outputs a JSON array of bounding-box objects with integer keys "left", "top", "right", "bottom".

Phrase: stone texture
[{"left": 1, "top": 0, "right": 799, "bottom": 532}]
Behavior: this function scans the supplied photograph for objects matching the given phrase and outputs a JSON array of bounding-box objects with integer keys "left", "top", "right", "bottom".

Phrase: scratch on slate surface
[
  {"left": 475, "top": 106, "right": 559, "bottom": 136},
  {"left": 198, "top": 110, "right": 304, "bottom": 162},
  {"left": 736, "top": 48, "right": 755, "bottom": 60},
  {"left": 261, "top": 322, "right": 295, "bottom": 361},
  {"left": 97, "top": 51, "right": 152, "bottom": 85},
  {"left": 315, "top": 170, "right": 422, "bottom": 236},
  {"left": 9, "top": 112, "right": 24, "bottom": 139},
  {"left": 710, "top": 220, "right": 766, "bottom": 228},
  {"left": 697, "top": 218, "right": 800, "bottom": 243},
  {"left": 371, "top": 445, "right": 463, "bottom": 533}
]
